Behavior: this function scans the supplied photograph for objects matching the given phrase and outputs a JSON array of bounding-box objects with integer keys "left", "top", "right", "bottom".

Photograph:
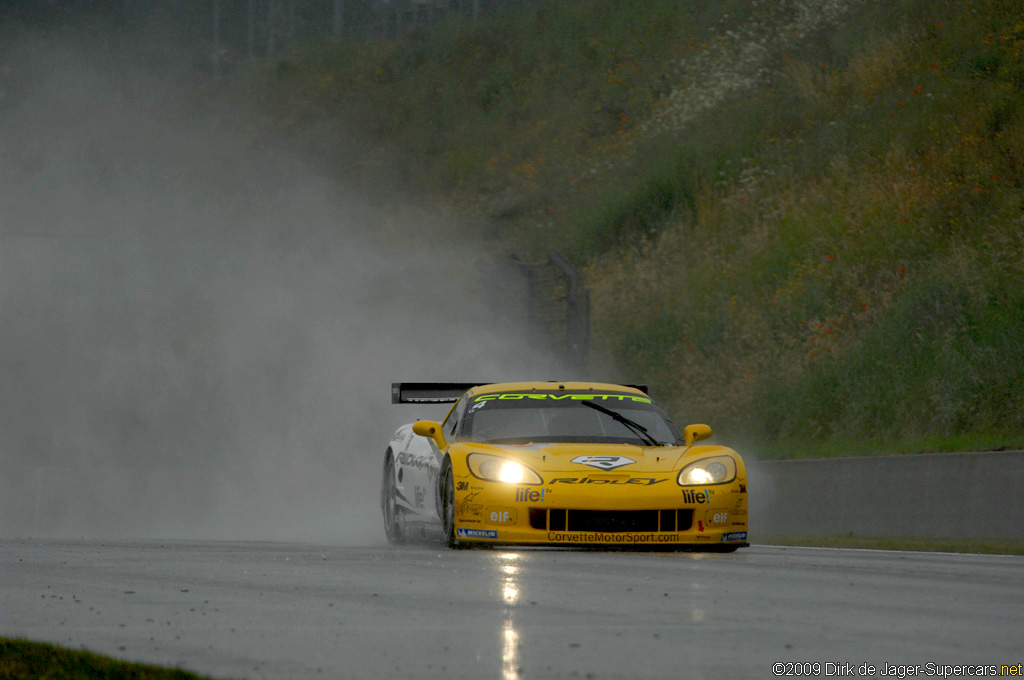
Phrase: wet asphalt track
[{"left": 2, "top": 539, "right": 1022, "bottom": 679}]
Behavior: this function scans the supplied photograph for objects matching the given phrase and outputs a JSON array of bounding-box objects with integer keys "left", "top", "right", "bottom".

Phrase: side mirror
[
  {"left": 683, "top": 424, "right": 712, "bottom": 447},
  {"left": 412, "top": 420, "right": 447, "bottom": 449}
]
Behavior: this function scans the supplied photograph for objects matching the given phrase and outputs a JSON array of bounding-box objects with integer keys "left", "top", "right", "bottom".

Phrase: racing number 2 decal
[{"left": 570, "top": 455, "right": 635, "bottom": 471}]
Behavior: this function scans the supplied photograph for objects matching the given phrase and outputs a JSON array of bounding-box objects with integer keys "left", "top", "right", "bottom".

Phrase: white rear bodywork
[{"left": 385, "top": 424, "right": 443, "bottom": 532}]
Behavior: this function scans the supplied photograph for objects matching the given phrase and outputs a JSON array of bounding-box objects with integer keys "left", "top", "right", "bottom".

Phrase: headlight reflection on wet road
[{"left": 495, "top": 551, "right": 523, "bottom": 680}]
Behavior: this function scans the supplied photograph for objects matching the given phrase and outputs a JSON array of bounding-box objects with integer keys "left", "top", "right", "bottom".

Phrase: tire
[
  {"left": 381, "top": 454, "right": 405, "bottom": 544},
  {"left": 440, "top": 457, "right": 456, "bottom": 548}
]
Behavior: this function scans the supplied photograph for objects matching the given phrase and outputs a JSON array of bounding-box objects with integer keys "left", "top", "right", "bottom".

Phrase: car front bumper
[{"left": 451, "top": 472, "right": 749, "bottom": 548}]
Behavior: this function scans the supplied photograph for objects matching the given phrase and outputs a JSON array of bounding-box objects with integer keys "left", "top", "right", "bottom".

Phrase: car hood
[{"left": 452, "top": 441, "right": 730, "bottom": 473}]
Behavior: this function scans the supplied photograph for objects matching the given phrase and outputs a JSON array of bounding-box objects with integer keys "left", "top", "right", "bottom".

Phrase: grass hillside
[
  {"left": 0, "top": 638, "right": 212, "bottom": 679},
  {"left": 238, "top": 0, "right": 1024, "bottom": 458}
]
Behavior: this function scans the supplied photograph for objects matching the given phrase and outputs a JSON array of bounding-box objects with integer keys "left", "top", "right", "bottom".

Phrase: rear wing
[
  {"left": 391, "top": 382, "right": 649, "bottom": 404},
  {"left": 391, "top": 382, "right": 482, "bottom": 404}
]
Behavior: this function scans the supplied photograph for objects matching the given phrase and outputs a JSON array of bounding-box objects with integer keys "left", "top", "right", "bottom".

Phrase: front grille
[{"left": 529, "top": 508, "right": 693, "bottom": 532}]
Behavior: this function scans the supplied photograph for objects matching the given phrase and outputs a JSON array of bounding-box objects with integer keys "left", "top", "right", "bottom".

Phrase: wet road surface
[{"left": 2, "top": 539, "right": 1021, "bottom": 679}]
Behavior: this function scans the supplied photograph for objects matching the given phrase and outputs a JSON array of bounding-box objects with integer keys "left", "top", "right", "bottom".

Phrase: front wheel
[
  {"left": 381, "top": 454, "right": 405, "bottom": 544},
  {"left": 440, "top": 457, "right": 456, "bottom": 548}
]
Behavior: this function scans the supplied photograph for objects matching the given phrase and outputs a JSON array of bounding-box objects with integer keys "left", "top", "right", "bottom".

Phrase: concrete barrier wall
[{"left": 748, "top": 450, "right": 1024, "bottom": 538}]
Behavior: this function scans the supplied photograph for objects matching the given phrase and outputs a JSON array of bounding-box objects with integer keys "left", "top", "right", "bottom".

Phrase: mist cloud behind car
[{"left": 0, "top": 17, "right": 563, "bottom": 543}]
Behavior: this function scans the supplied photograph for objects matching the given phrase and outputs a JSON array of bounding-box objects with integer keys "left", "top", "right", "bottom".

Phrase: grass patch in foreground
[
  {"left": 755, "top": 535, "right": 1024, "bottom": 555},
  {"left": 0, "top": 638, "right": 216, "bottom": 680}
]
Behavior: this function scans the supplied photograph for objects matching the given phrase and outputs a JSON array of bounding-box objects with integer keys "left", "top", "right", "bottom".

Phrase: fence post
[
  {"left": 333, "top": 0, "right": 346, "bottom": 37},
  {"left": 505, "top": 250, "right": 590, "bottom": 377},
  {"left": 548, "top": 250, "right": 589, "bottom": 376}
]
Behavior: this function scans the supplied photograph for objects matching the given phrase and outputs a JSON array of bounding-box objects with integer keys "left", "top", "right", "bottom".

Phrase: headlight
[
  {"left": 467, "top": 454, "right": 543, "bottom": 485},
  {"left": 677, "top": 456, "right": 736, "bottom": 485}
]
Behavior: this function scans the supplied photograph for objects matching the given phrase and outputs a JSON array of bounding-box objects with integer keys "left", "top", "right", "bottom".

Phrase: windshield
[{"left": 458, "top": 391, "right": 683, "bottom": 445}]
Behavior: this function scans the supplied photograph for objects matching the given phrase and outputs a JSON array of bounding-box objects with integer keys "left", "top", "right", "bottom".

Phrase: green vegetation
[
  {"left": 0, "top": 639, "right": 214, "bottom": 680},
  {"left": 237, "top": 0, "right": 1024, "bottom": 458},
  {"left": 756, "top": 535, "right": 1024, "bottom": 555}
]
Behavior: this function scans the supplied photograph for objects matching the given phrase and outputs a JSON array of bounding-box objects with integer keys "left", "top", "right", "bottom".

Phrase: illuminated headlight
[
  {"left": 677, "top": 456, "right": 736, "bottom": 485},
  {"left": 468, "top": 454, "right": 543, "bottom": 485}
]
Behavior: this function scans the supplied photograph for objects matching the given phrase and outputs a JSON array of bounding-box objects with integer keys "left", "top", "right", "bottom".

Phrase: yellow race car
[{"left": 382, "top": 381, "right": 748, "bottom": 550}]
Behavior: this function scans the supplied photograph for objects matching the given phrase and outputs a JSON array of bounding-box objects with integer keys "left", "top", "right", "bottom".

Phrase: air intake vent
[{"left": 529, "top": 509, "right": 693, "bottom": 532}]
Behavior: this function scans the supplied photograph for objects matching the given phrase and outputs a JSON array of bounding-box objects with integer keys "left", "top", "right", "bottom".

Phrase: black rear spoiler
[
  {"left": 391, "top": 382, "right": 483, "bottom": 404},
  {"left": 391, "top": 382, "right": 649, "bottom": 404}
]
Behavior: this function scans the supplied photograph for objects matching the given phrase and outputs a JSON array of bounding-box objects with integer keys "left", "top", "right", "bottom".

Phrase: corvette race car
[{"left": 381, "top": 381, "right": 748, "bottom": 550}]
